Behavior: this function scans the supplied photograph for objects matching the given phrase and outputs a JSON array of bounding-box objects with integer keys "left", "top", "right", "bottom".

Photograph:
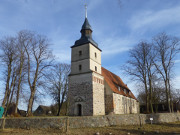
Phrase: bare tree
[
  {"left": 124, "top": 41, "right": 156, "bottom": 113},
  {"left": 22, "top": 30, "right": 54, "bottom": 116},
  {"left": 145, "top": 43, "right": 157, "bottom": 113},
  {"left": 45, "top": 63, "right": 70, "bottom": 116},
  {"left": 137, "top": 84, "right": 167, "bottom": 113},
  {"left": 0, "top": 30, "right": 54, "bottom": 117},
  {"left": 14, "top": 31, "right": 30, "bottom": 113},
  {"left": 0, "top": 37, "right": 18, "bottom": 108},
  {"left": 125, "top": 33, "right": 180, "bottom": 113},
  {"left": 153, "top": 33, "right": 180, "bottom": 112}
]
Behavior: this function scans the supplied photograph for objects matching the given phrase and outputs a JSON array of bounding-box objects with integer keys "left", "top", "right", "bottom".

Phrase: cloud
[
  {"left": 174, "top": 76, "right": 180, "bottom": 89},
  {"left": 53, "top": 49, "right": 71, "bottom": 63},
  {"left": 100, "top": 37, "right": 135, "bottom": 55},
  {"left": 174, "top": 60, "right": 180, "bottom": 64},
  {"left": 50, "top": 38, "right": 71, "bottom": 63},
  {"left": 128, "top": 5, "right": 180, "bottom": 31}
]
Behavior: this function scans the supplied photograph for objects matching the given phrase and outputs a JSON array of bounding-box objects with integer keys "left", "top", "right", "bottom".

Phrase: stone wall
[
  {"left": 114, "top": 94, "right": 139, "bottom": 114},
  {"left": 104, "top": 81, "right": 114, "bottom": 114},
  {"left": 1, "top": 113, "right": 180, "bottom": 129},
  {"left": 113, "top": 93, "right": 124, "bottom": 114},
  {"left": 92, "top": 72, "right": 105, "bottom": 115},
  {"left": 105, "top": 95, "right": 113, "bottom": 114},
  {"left": 68, "top": 72, "right": 106, "bottom": 116},
  {"left": 68, "top": 73, "right": 93, "bottom": 116},
  {"left": 104, "top": 79, "right": 139, "bottom": 115}
]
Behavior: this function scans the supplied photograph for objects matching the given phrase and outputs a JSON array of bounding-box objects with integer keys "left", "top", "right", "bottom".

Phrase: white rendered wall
[
  {"left": 70, "top": 43, "right": 101, "bottom": 75},
  {"left": 92, "top": 72, "right": 105, "bottom": 115}
]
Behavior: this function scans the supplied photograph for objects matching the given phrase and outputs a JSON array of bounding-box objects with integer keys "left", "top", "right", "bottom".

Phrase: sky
[{"left": 0, "top": 0, "right": 180, "bottom": 109}]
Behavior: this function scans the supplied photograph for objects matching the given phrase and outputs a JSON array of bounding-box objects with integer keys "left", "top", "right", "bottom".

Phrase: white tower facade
[{"left": 68, "top": 17, "right": 105, "bottom": 116}]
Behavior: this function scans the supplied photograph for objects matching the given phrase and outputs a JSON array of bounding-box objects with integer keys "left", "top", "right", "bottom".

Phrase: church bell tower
[{"left": 68, "top": 6, "right": 105, "bottom": 116}]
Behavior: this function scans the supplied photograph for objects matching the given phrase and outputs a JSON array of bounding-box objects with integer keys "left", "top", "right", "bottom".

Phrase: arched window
[
  {"left": 95, "top": 66, "right": 97, "bottom": 71},
  {"left": 95, "top": 52, "right": 97, "bottom": 58},
  {"left": 79, "top": 51, "right": 82, "bottom": 56}
]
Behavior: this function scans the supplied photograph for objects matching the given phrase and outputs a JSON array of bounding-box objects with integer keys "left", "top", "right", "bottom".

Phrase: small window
[
  {"left": 118, "top": 86, "right": 120, "bottom": 91},
  {"left": 95, "top": 52, "right": 97, "bottom": 58},
  {"left": 95, "top": 66, "right": 97, "bottom": 71},
  {"left": 79, "top": 65, "right": 82, "bottom": 71},
  {"left": 79, "top": 51, "right": 82, "bottom": 56},
  {"left": 124, "top": 89, "right": 127, "bottom": 94}
]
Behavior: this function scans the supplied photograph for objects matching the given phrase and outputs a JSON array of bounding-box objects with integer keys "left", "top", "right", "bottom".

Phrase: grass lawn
[{"left": 0, "top": 121, "right": 180, "bottom": 135}]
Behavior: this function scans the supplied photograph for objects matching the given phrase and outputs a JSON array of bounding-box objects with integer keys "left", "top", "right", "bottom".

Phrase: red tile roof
[{"left": 101, "top": 67, "right": 137, "bottom": 101}]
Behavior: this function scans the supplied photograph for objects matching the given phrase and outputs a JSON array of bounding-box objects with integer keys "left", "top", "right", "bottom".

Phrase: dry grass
[
  {"left": 0, "top": 121, "right": 180, "bottom": 135},
  {"left": 68, "top": 121, "right": 180, "bottom": 135}
]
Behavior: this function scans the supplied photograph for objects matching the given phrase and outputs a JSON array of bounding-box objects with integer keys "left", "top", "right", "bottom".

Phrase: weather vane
[{"left": 85, "top": 3, "right": 87, "bottom": 18}]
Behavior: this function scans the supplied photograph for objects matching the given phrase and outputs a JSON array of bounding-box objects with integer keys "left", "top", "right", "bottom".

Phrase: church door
[{"left": 77, "top": 104, "right": 82, "bottom": 116}]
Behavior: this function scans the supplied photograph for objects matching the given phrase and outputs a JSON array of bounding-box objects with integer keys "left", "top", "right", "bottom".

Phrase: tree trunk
[
  {"left": 15, "top": 57, "right": 24, "bottom": 114},
  {"left": 57, "top": 81, "right": 62, "bottom": 116},
  {"left": 27, "top": 89, "right": 35, "bottom": 116},
  {"left": 3, "top": 80, "right": 13, "bottom": 118},
  {"left": 149, "top": 86, "right": 154, "bottom": 113},
  {"left": 8, "top": 73, "right": 17, "bottom": 105},
  {"left": 144, "top": 81, "right": 149, "bottom": 113},
  {"left": 2, "top": 62, "right": 12, "bottom": 107},
  {"left": 59, "top": 98, "right": 64, "bottom": 116},
  {"left": 165, "top": 80, "right": 171, "bottom": 112},
  {"left": 59, "top": 94, "right": 65, "bottom": 116},
  {"left": 167, "top": 79, "right": 174, "bottom": 112},
  {"left": 148, "top": 75, "right": 154, "bottom": 113},
  {"left": 57, "top": 96, "right": 61, "bottom": 116},
  {"left": 9, "top": 83, "right": 16, "bottom": 105},
  {"left": 26, "top": 61, "right": 39, "bottom": 116},
  {"left": 155, "top": 104, "right": 158, "bottom": 113}
]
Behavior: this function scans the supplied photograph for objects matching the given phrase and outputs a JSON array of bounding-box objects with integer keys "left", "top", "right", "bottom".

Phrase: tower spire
[
  {"left": 71, "top": 2, "right": 100, "bottom": 49},
  {"left": 85, "top": 4, "right": 87, "bottom": 18}
]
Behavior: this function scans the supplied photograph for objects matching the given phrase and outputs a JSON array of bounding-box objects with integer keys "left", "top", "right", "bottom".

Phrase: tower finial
[{"left": 85, "top": 4, "right": 87, "bottom": 18}]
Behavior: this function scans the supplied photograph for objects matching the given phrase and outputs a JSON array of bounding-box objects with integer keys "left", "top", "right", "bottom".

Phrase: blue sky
[{"left": 0, "top": 0, "right": 180, "bottom": 109}]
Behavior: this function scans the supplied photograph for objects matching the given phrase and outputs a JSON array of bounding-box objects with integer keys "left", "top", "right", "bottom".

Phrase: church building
[{"left": 68, "top": 11, "right": 139, "bottom": 116}]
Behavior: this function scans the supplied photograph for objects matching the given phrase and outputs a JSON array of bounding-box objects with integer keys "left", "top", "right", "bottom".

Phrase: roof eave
[{"left": 71, "top": 42, "right": 102, "bottom": 52}]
